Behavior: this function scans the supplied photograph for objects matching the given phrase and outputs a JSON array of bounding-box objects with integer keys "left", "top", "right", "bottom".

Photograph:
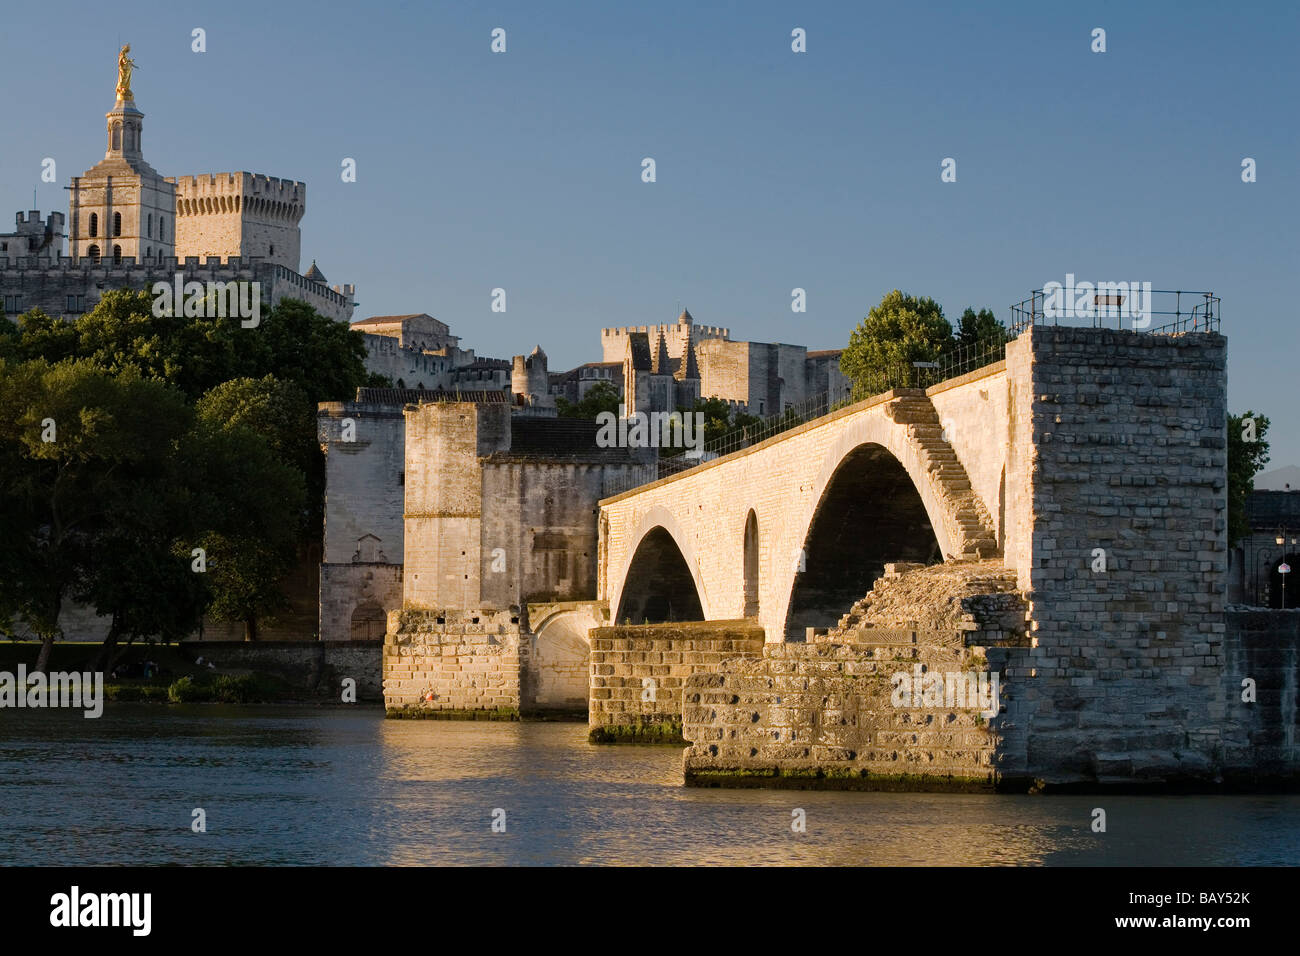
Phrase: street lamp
[{"left": 1276, "top": 528, "right": 1295, "bottom": 609}]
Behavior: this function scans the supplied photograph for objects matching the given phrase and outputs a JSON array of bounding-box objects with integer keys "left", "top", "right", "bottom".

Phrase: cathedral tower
[{"left": 68, "top": 45, "right": 176, "bottom": 264}]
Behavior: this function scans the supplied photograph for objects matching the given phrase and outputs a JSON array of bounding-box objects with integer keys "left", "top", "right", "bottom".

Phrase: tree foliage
[
  {"left": 839, "top": 291, "right": 1006, "bottom": 397},
  {"left": 0, "top": 290, "right": 365, "bottom": 660},
  {"left": 556, "top": 379, "right": 622, "bottom": 419},
  {"left": 1227, "top": 411, "right": 1271, "bottom": 547}
]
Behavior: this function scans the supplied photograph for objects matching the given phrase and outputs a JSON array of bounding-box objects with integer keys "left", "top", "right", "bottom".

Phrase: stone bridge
[
  {"left": 599, "top": 326, "right": 1241, "bottom": 786},
  {"left": 599, "top": 360, "right": 1015, "bottom": 641}
]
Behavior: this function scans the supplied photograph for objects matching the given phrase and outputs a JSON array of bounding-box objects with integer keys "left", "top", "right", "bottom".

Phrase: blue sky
[{"left": 2, "top": 0, "right": 1296, "bottom": 464}]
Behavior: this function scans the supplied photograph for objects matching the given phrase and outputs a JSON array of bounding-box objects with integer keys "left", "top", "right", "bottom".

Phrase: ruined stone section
[
  {"left": 828, "top": 559, "right": 1024, "bottom": 637},
  {"left": 1220, "top": 609, "right": 1300, "bottom": 781},
  {"left": 383, "top": 608, "right": 525, "bottom": 718},
  {"left": 601, "top": 372, "right": 1008, "bottom": 642},
  {"left": 588, "top": 620, "right": 764, "bottom": 743},
  {"left": 682, "top": 636, "right": 1004, "bottom": 790},
  {"left": 1004, "top": 327, "right": 1229, "bottom": 785}
]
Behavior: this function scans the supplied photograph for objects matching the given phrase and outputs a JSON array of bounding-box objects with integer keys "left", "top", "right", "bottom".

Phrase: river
[{"left": 1, "top": 706, "right": 1296, "bottom": 866}]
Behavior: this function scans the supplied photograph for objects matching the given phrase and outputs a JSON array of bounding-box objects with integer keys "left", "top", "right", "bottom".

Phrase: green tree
[
  {"left": 840, "top": 290, "right": 953, "bottom": 395},
  {"left": 196, "top": 376, "right": 320, "bottom": 532},
  {"left": 556, "top": 379, "right": 622, "bottom": 419},
  {"left": 0, "top": 292, "right": 372, "bottom": 406},
  {"left": 256, "top": 298, "right": 370, "bottom": 405},
  {"left": 0, "top": 358, "right": 192, "bottom": 672},
  {"left": 184, "top": 412, "right": 306, "bottom": 642},
  {"left": 1228, "top": 411, "right": 1271, "bottom": 547},
  {"left": 955, "top": 307, "right": 1008, "bottom": 349}
]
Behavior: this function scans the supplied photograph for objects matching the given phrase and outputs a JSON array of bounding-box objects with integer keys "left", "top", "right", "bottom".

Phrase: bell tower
[{"left": 67, "top": 44, "right": 175, "bottom": 264}]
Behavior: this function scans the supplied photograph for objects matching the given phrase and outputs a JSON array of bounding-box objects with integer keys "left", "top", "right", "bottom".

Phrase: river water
[{"left": 0, "top": 706, "right": 1295, "bottom": 866}]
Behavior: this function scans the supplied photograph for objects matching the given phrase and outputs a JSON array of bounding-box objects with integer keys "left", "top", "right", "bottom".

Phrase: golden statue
[{"left": 116, "top": 44, "right": 136, "bottom": 100}]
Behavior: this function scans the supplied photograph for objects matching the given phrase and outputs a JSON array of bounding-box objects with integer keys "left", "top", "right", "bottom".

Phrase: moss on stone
[
  {"left": 683, "top": 767, "right": 996, "bottom": 792},
  {"left": 588, "top": 720, "right": 685, "bottom": 745},
  {"left": 385, "top": 706, "right": 520, "bottom": 721}
]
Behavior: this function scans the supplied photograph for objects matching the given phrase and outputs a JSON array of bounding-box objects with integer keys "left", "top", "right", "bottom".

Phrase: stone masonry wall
[
  {"left": 1006, "top": 327, "right": 1229, "bottom": 783},
  {"left": 384, "top": 608, "right": 525, "bottom": 716},
  {"left": 683, "top": 633, "right": 1004, "bottom": 789},
  {"left": 588, "top": 620, "right": 764, "bottom": 741},
  {"left": 1221, "top": 609, "right": 1300, "bottom": 778}
]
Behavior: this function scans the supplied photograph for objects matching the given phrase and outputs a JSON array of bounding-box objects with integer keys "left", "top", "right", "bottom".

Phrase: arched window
[
  {"left": 113, "top": 212, "right": 122, "bottom": 237},
  {"left": 87, "top": 244, "right": 101, "bottom": 263},
  {"left": 146, "top": 214, "right": 152, "bottom": 238},
  {"left": 112, "top": 244, "right": 122, "bottom": 264},
  {"left": 158, "top": 216, "right": 165, "bottom": 241},
  {"left": 88, "top": 213, "right": 98, "bottom": 238},
  {"left": 144, "top": 247, "right": 151, "bottom": 259}
]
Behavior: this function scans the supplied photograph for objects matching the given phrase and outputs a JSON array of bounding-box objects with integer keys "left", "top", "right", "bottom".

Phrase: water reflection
[{"left": 0, "top": 707, "right": 1295, "bottom": 866}]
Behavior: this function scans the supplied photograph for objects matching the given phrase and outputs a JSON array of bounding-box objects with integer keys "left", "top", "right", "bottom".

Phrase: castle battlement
[
  {"left": 169, "top": 172, "right": 306, "bottom": 199},
  {"left": 1, "top": 254, "right": 268, "bottom": 274},
  {"left": 15, "top": 210, "right": 65, "bottom": 229},
  {"left": 601, "top": 324, "right": 730, "bottom": 339}
]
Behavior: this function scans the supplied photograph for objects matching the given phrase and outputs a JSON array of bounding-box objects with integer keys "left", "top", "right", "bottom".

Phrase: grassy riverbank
[{"left": 0, "top": 640, "right": 351, "bottom": 705}]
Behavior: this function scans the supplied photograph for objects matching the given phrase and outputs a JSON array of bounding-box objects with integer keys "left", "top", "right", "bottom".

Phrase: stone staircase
[{"left": 885, "top": 390, "right": 998, "bottom": 559}]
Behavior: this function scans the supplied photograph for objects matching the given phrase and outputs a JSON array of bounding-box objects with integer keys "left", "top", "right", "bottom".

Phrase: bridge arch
[
  {"left": 771, "top": 413, "right": 963, "bottom": 641},
  {"left": 611, "top": 506, "right": 710, "bottom": 624}
]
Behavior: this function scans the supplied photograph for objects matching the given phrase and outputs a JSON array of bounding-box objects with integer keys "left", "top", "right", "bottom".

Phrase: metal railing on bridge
[{"left": 1008, "top": 287, "right": 1219, "bottom": 336}]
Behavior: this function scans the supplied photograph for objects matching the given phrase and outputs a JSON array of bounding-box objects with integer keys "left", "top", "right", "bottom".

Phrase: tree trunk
[
  {"left": 33, "top": 632, "right": 54, "bottom": 675},
  {"left": 245, "top": 614, "right": 258, "bottom": 642},
  {"left": 93, "top": 619, "right": 123, "bottom": 674}
]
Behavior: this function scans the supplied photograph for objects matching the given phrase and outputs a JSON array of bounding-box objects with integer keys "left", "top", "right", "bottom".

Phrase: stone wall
[
  {"left": 401, "top": 401, "right": 508, "bottom": 609},
  {"left": 181, "top": 640, "right": 382, "bottom": 701},
  {"left": 480, "top": 461, "right": 608, "bottom": 606},
  {"left": 1221, "top": 609, "right": 1300, "bottom": 779},
  {"left": 319, "top": 563, "right": 402, "bottom": 642},
  {"left": 171, "top": 172, "right": 304, "bottom": 271},
  {"left": 588, "top": 620, "right": 764, "bottom": 741},
  {"left": 318, "top": 398, "right": 408, "bottom": 566},
  {"left": 383, "top": 608, "right": 526, "bottom": 716},
  {"left": 0, "top": 256, "right": 351, "bottom": 323},
  {"left": 1004, "top": 327, "right": 1229, "bottom": 783},
  {"left": 683, "top": 632, "right": 1005, "bottom": 789}
]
